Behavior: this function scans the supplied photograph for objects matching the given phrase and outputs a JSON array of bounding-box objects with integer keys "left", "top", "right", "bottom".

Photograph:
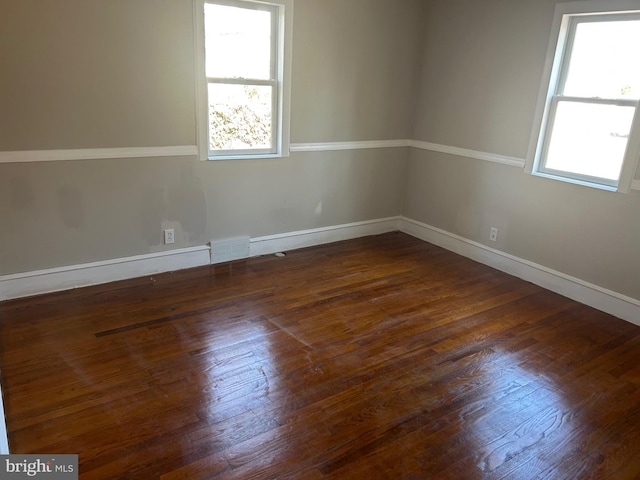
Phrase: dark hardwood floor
[{"left": 1, "top": 232, "right": 639, "bottom": 479}]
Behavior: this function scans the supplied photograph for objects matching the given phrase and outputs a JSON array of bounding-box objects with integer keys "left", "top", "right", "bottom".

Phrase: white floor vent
[{"left": 210, "top": 236, "right": 250, "bottom": 264}]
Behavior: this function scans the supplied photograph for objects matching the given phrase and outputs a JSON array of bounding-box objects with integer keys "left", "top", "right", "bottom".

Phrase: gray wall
[
  {"left": 2, "top": 0, "right": 639, "bottom": 305},
  {"left": 406, "top": 0, "right": 640, "bottom": 301},
  {"left": 0, "top": 0, "right": 423, "bottom": 275},
  {"left": 0, "top": 0, "right": 196, "bottom": 151}
]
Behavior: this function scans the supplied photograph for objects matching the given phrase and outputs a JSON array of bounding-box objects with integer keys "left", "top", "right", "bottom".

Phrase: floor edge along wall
[{"left": 0, "top": 217, "right": 638, "bottom": 323}]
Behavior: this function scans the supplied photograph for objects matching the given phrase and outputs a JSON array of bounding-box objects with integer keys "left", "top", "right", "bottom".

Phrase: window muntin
[{"left": 530, "top": 8, "right": 640, "bottom": 191}]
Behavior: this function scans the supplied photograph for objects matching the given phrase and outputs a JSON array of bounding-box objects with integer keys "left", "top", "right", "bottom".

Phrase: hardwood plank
[{"left": 1, "top": 232, "right": 639, "bottom": 479}]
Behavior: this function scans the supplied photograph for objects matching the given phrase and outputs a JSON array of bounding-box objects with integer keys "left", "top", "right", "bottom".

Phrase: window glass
[
  {"left": 208, "top": 84, "right": 273, "bottom": 151},
  {"left": 563, "top": 20, "right": 640, "bottom": 100},
  {"left": 545, "top": 102, "right": 634, "bottom": 181},
  {"left": 204, "top": 4, "right": 273, "bottom": 80},
  {"left": 196, "top": 0, "right": 291, "bottom": 160},
  {"left": 529, "top": 9, "right": 640, "bottom": 191}
]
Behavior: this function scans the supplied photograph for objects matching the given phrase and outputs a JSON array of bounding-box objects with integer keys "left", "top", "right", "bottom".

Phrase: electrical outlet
[
  {"left": 489, "top": 227, "right": 498, "bottom": 242},
  {"left": 164, "top": 229, "right": 175, "bottom": 245}
]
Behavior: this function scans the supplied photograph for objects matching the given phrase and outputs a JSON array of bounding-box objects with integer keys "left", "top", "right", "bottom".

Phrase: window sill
[
  {"left": 204, "top": 152, "right": 289, "bottom": 161},
  {"left": 531, "top": 171, "right": 618, "bottom": 192}
]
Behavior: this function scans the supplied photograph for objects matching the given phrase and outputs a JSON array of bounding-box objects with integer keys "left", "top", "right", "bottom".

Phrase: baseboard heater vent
[{"left": 210, "top": 236, "right": 250, "bottom": 264}]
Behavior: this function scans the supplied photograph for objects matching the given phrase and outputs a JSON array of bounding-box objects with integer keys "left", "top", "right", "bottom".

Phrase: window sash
[
  {"left": 538, "top": 96, "right": 639, "bottom": 187},
  {"left": 205, "top": 0, "right": 279, "bottom": 83},
  {"left": 558, "top": 14, "right": 640, "bottom": 100},
  {"left": 528, "top": 5, "right": 640, "bottom": 192},
  {"left": 207, "top": 80, "right": 278, "bottom": 156},
  {"left": 196, "top": 0, "right": 290, "bottom": 161}
]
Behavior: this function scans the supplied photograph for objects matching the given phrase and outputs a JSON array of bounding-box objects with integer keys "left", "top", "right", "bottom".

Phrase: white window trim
[
  {"left": 193, "top": 0, "right": 293, "bottom": 161},
  {"left": 526, "top": 0, "right": 640, "bottom": 193}
]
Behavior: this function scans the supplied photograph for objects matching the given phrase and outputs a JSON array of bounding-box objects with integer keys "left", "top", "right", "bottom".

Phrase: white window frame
[
  {"left": 193, "top": 0, "right": 293, "bottom": 161},
  {"left": 526, "top": 0, "right": 640, "bottom": 192}
]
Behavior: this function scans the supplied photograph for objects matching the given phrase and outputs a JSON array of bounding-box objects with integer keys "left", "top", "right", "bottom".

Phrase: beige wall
[
  {"left": 411, "top": 0, "right": 553, "bottom": 157},
  {"left": 1, "top": 151, "right": 406, "bottom": 274},
  {"left": 0, "top": 0, "right": 422, "bottom": 275},
  {"left": 404, "top": 150, "right": 640, "bottom": 300},
  {"left": 3, "top": 0, "right": 639, "bottom": 305},
  {"left": 406, "top": 0, "right": 640, "bottom": 300},
  {"left": 292, "top": 0, "right": 424, "bottom": 142},
  {"left": 0, "top": 0, "right": 196, "bottom": 150}
]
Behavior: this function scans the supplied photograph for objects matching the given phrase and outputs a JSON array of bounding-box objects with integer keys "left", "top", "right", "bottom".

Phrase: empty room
[{"left": 1, "top": 0, "right": 640, "bottom": 478}]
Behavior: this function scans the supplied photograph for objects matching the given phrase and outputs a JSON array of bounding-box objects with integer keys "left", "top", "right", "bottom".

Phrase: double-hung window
[
  {"left": 528, "top": 1, "right": 640, "bottom": 192},
  {"left": 194, "top": 0, "right": 292, "bottom": 160}
]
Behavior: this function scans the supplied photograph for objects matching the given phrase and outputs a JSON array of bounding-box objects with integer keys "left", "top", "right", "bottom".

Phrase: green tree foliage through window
[{"left": 209, "top": 86, "right": 272, "bottom": 150}]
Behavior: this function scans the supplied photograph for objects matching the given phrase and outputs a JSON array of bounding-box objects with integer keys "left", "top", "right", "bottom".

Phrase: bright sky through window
[
  {"left": 540, "top": 17, "right": 640, "bottom": 185},
  {"left": 204, "top": 4, "right": 272, "bottom": 80},
  {"left": 563, "top": 20, "right": 640, "bottom": 100}
]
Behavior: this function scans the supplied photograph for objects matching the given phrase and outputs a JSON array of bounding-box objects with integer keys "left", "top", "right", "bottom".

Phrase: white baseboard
[
  {"left": 250, "top": 217, "right": 402, "bottom": 257},
  {"left": 0, "top": 381, "right": 8, "bottom": 454},
  {"left": 400, "top": 217, "right": 640, "bottom": 327},
  {"left": 0, "top": 218, "right": 401, "bottom": 301},
  {"left": 0, "top": 246, "right": 211, "bottom": 302},
  {"left": 3, "top": 214, "right": 637, "bottom": 327}
]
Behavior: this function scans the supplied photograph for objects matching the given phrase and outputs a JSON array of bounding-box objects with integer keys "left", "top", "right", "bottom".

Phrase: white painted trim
[
  {"left": 288, "top": 139, "right": 640, "bottom": 190},
  {"left": 0, "top": 217, "right": 401, "bottom": 301},
  {"left": 4, "top": 213, "right": 639, "bottom": 326},
  {"left": 525, "top": 1, "right": 569, "bottom": 176},
  {"left": 0, "top": 138, "right": 632, "bottom": 193},
  {"left": 278, "top": 0, "right": 294, "bottom": 159},
  {"left": 193, "top": 0, "right": 208, "bottom": 162},
  {"left": 0, "top": 381, "right": 8, "bottom": 454},
  {"left": 195, "top": 0, "right": 293, "bottom": 161},
  {"left": 409, "top": 140, "right": 526, "bottom": 168},
  {"left": 250, "top": 217, "right": 401, "bottom": 256},
  {"left": 290, "top": 140, "right": 410, "bottom": 152},
  {"left": 0, "top": 246, "right": 210, "bottom": 301},
  {"left": 532, "top": 170, "right": 618, "bottom": 192},
  {"left": 525, "top": 0, "right": 640, "bottom": 192},
  {"left": 399, "top": 217, "right": 640, "bottom": 327},
  {"left": 0, "top": 146, "right": 198, "bottom": 163},
  {"left": 555, "top": 0, "right": 640, "bottom": 16}
]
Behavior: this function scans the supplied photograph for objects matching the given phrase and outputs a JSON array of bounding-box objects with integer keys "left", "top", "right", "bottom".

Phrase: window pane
[
  {"left": 563, "top": 20, "right": 640, "bottom": 99},
  {"left": 545, "top": 101, "right": 634, "bottom": 181},
  {"left": 208, "top": 84, "right": 273, "bottom": 151},
  {"left": 204, "top": 4, "right": 272, "bottom": 80}
]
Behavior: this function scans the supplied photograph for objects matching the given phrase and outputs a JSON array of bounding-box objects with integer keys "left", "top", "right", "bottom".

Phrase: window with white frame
[
  {"left": 528, "top": 1, "right": 640, "bottom": 192},
  {"left": 194, "top": 0, "right": 292, "bottom": 160}
]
